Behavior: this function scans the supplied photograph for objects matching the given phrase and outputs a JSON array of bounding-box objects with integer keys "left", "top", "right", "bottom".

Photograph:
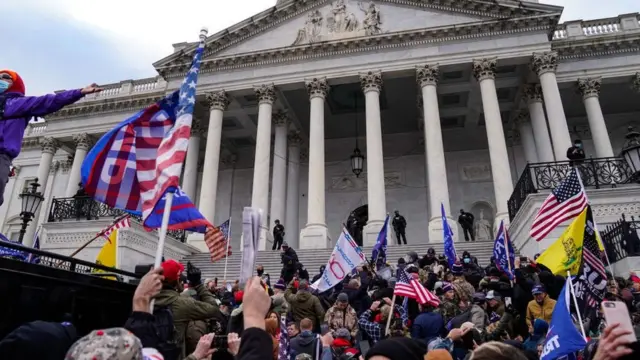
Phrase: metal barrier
[{"left": 601, "top": 214, "right": 640, "bottom": 263}]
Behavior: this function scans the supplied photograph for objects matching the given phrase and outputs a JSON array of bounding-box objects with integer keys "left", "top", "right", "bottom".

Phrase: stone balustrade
[
  {"left": 25, "top": 121, "right": 48, "bottom": 137},
  {"left": 72, "top": 76, "right": 168, "bottom": 103},
  {"left": 552, "top": 13, "right": 639, "bottom": 40}
]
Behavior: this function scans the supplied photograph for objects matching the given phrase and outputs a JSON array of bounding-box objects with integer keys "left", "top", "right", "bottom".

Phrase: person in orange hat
[
  {"left": 153, "top": 259, "right": 222, "bottom": 359},
  {"left": 0, "top": 70, "right": 102, "bottom": 206}
]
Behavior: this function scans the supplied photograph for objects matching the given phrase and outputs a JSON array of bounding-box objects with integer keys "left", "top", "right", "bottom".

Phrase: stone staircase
[{"left": 183, "top": 241, "right": 495, "bottom": 281}]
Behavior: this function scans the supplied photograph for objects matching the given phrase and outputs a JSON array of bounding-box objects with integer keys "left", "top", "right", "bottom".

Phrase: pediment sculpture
[{"left": 293, "top": 0, "right": 383, "bottom": 45}]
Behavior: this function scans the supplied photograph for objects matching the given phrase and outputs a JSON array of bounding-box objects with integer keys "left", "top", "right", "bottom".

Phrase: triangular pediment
[{"left": 154, "top": 0, "right": 561, "bottom": 75}]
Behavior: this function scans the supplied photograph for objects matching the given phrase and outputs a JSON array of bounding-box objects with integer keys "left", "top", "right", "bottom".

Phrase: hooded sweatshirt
[
  {"left": 290, "top": 330, "right": 320, "bottom": 358},
  {"left": 0, "top": 70, "right": 84, "bottom": 158},
  {"left": 523, "top": 318, "right": 549, "bottom": 352}
]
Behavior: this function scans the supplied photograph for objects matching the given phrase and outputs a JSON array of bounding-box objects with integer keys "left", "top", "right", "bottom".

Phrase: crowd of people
[{"left": 1, "top": 244, "right": 640, "bottom": 360}]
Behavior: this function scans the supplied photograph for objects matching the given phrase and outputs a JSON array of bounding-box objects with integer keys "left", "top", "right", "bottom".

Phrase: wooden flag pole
[
  {"left": 384, "top": 294, "right": 397, "bottom": 336},
  {"left": 567, "top": 270, "right": 588, "bottom": 341},
  {"left": 62, "top": 214, "right": 129, "bottom": 264},
  {"left": 149, "top": 192, "right": 175, "bottom": 311},
  {"left": 223, "top": 217, "right": 232, "bottom": 282}
]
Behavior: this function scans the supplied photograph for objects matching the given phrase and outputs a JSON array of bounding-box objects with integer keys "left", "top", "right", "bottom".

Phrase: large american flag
[
  {"left": 530, "top": 168, "right": 588, "bottom": 242},
  {"left": 101, "top": 215, "right": 131, "bottom": 239},
  {"left": 277, "top": 315, "right": 290, "bottom": 360},
  {"left": 575, "top": 206, "right": 607, "bottom": 313},
  {"left": 394, "top": 268, "right": 440, "bottom": 307},
  {"left": 205, "top": 219, "right": 232, "bottom": 262}
]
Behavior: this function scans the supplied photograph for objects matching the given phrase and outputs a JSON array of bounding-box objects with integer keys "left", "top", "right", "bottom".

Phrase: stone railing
[
  {"left": 24, "top": 121, "right": 48, "bottom": 137},
  {"left": 74, "top": 76, "right": 168, "bottom": 103},
  {"left": 552, "top": 13, "right": 640, "bottom": 40},
  {"left": 508, "top": 157, "right": 637, "bottom": 221}
]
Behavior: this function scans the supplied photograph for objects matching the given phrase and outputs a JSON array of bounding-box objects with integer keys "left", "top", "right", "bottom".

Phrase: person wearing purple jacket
[{"left": 0, "top": 69, "right": 102, "bottom": 206}]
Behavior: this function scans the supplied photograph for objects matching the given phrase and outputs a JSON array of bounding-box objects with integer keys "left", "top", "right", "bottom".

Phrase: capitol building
[{"left": 2, "top": 0, "right": 640, "bottom": 273}]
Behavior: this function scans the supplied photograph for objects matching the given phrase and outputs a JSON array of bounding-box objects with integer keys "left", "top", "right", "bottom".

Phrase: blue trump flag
[
  {"left": 541, "top": 277, "right": 586, "bottom": 360},
  {"left": 371, "top": 215, "right": 389, "bottom": 268},
  {"left": 442, "top": 203, "right": 457, "bottom": 268},
  {"left": 493, "top": 220, "right": 515, "bottom": 280}
]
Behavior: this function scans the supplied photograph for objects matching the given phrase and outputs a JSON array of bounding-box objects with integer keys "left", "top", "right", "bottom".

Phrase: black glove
[{"left": 187, "top": 263, "right": 202, "bottom": 286}]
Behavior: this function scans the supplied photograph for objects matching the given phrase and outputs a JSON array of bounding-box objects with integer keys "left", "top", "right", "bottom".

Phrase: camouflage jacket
[
  {"left": 438, "top": 298, "right": 461, "bottom": 324},
  {"left": 452, "top": 278, "right": 475, "bottom": 303}
]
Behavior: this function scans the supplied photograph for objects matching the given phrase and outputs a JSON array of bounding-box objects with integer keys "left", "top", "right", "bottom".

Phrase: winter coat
[
  {"left": 469, "top": 304, "right": 489, "bottom": 331},
  {"left": 1, "top": 90, "right": 84, "bottom": 158},
  {"left": 154, "top": 284, "right": 221, "bottom": 359},
  {"left": 526, "top": 297, "right": 556, "bottom": 329},
  {"left": 411, "top": 310, "right": 444, "bottom": 346},
  {"left": 290, "top": 330, "right": 320, "bottom": 359},
  {"left": 342, "top": 286, "right": 370, "bottom": 316},
  {"left": 523, "top": 319, "right": 549, "bottom": 352},
  {"left": 285, "top": 285, "right": 325, "bottom": 329},
  {"left": 452, "top": 278, "right": 476, "bottom": 303},
  {"left": 181, "top": 289, "right": 210, "bottom": 355},
  {"left": 324, "top": 305, "right": 358, "bottom": 338}
]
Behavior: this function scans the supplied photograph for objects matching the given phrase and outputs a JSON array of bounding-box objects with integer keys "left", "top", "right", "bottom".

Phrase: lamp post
[
  {"left": 351, "top": 93, "right": 365, "bottom": 177},
  {"left": 18, "top": 180, "right": 44, "bottom": 244},
  {"left": 621, "top": 126, "right": 640, "bottom": 182}
]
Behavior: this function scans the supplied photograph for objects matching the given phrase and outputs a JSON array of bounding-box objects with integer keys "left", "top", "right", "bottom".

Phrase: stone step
[{"left": 183, "top": 241, "right": 496, "bottom": 282}]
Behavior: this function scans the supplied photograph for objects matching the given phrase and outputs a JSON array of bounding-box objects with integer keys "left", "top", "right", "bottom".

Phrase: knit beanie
[
  {"left": 451, "top": 262, "right": 464, "bottom": 275},
  {"left": 366, "top": 337, "right": 427, "bottom": 360},
  {"left": 65, "top": 328, "right": 143, "bottom": 360}
]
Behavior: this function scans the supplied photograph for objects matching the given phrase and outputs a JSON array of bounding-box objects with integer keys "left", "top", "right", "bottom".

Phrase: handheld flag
[
  {"left": 395, "top": 268, "right": 439, "bottom": 307},
  {"left": 442, "top": 203, "right": 457, "bottom": 268},
  {"left": 493, "top": 220, "right": 515, "bottom": 280},
  {"left": 372, "top": 215, "right": 388, "bottom": 268},
  {"left": 205, "top": 219, "right": 233, "bottom": 262},
  {"left": 0, "top": 233, "right": 28, "bottom": 261},
  {"left": 311, "top": 228, "right": 366, "bottom": 293},
  {"left": 101, "top": 215, "right": 131, "bottom": 239},
  {"left": 540, "top": 277, "right": 586, "bottom": 360},
  {"left": 81, "top": 38, "right": 211, "bottom": 233},
  {"left": 278, "top": 315, "right": 291, "bottom": 360},
  {"left": 27, "top": 233, "right": 40, "bottom": 264},
  {"left": 531, "top": 168, "right": 587, "bottom": 242},
  {"left": 573, "top": 206, "right": 607, "bottom": 315},
  {"left": 95, "top": 230, "right": 118, "bottom": 269},
  {"left": 536, "top": 207, "right": 588, "bottom": 276}
]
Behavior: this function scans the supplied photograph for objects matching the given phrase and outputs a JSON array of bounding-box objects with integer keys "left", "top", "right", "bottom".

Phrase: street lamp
[
  {"left": 351, "top": 93, "right": 365, "bottom": 177},
  {"left": 621, "top": 126, "right": 640, "bottom": 181},
  {"left": 18, "top": 179, "right": 44, "bottom": 244}
]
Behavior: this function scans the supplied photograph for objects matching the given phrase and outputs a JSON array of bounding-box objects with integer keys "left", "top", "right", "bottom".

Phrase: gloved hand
[{"left": 187, "top": 262, "right": 202, "bottom": 286}]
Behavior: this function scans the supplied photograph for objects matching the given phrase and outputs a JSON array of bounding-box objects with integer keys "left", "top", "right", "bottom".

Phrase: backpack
[{"left": 153, "top": 306, "right": 181, "bottom": 360}]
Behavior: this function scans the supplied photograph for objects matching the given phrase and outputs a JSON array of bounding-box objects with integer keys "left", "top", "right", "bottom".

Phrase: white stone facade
[{"left": 2, "top": 1, "right": 640, "bottom": 259}]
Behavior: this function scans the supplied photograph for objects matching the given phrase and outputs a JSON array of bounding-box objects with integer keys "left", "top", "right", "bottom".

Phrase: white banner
[{"left": 311, "top": 228, "right": 366, "bottom": 293}]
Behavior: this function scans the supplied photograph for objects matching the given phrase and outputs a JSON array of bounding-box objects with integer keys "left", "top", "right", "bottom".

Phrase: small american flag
[
  {"left": 530, "top": 168, "right": 587, "bottom": 242},
  {"left": 101, "top": 216, "right": 131, "bottom": 240},
  {"left": 394, "top": 268, "right": 439, "bottom": 307},
  {"left": 277, "top": 315, "right": 290, "bottom": 360},
  {"left": 205, "top": 220, "right": 232, "bottom": 262}
]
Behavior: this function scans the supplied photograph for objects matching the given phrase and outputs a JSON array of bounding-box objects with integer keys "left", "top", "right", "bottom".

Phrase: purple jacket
[{"left": 1, "top": 89, "right": 84, "bottom": 159}]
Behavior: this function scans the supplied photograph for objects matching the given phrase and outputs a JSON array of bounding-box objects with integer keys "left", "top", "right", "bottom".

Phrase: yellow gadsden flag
[
  {"left": 536, "top": 207, "right": 588, "bottom": 276},
  {"left": 95, "top": 229, "right": 117, "bottom": 269}
]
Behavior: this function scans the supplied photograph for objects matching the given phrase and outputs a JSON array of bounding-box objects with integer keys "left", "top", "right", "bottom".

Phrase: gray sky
[{"left": 1, "top": 0, "right": 637, "bottom": 95}]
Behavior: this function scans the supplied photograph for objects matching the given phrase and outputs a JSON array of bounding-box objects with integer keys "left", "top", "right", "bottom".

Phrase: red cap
[
  {"left": 630, "top": 274, "right": 640, "bottom": 284},
  {"left": 0, "top": 70, "right": 25, "bottom": 95},
  {"left": 161, "top": 259, "right": 184, "bottom": 282},
  {"left": 234, "top": 290, "right": 244, "bottom": 303}
]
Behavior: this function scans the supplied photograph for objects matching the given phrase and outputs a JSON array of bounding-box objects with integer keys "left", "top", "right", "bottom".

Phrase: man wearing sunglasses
[{"left": 0, "top": 70, "right": 102, "bottom": 207}]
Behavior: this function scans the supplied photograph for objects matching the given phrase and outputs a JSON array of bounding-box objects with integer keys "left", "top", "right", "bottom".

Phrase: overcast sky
[{"left": 1, "top": 0, "right": 637, "bottom": 95}]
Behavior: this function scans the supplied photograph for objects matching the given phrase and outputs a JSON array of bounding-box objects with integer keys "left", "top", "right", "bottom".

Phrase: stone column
[
  {"left": 472, "top": 58, "right": 514, "bottom": 227},
  {"left": 285, "top": 131, "right": 302, "bottom": 248},
  {"left": 632, "top": 73, "right": 640, "bottom": 93},
  {"left": 360, "top": 71, "right": 387, "bottom": 246},
  {"left": 577, "top": 77, "right": 614, "bottom": 158},
  {"left": 531, "top": 52, "right": 572, "bottom": 160},
  {"left": 252, "top": 84, "right": 276, "bottom": 250},
  {"left": 65, "top": 133, "right": 92, "bottom": 197},
  {"left": 182, "top": 119, "right": 203, "bottom": 201},
  {"left": 515, "top": 110, "right": 539, "bottom": 164},
  {"left": 523, "top": 84, "right": 555, "bottom": 162},
  {"left": 24, "top": 137, "right": 59, "bottom": 246},
  {"left": 416, "top": 64, "right": 455, "bottom": 242},
  {"left": 300, "top": 77, "right": 330, "bottom": 249},
  {"left": 192, "top": 91, "right": 229, "bottom": 252},
  {"left": 269, "top": 110, "right": 289, "bottom": 229}
]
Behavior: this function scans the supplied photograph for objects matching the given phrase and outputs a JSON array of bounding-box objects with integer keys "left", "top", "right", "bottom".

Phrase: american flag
[
  {"left": 101, "top": 216, "right": 131, "bottom": 240},
  {"left": 277, "top": 315, "right": 290, "bottom": 360},
  {"left": 205, "top": 220, "right": 232, "bottom": 262},
  {"left": 530, "top": 168, "right": 588, "bottom": 242},
  {"left": 81, "top": 31, "right": 212, "bottom": 233},
  {"left": 394, "top": 268, "right": 440, "bottom": 307},
  {"left": 575, "top": 206, "right": 606, "bottom": 312}
]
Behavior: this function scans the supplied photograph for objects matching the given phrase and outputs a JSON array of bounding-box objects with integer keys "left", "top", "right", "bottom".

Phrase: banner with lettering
[
  {"left": 541, "top": 277, "right": 586, "bottom": 360},
  {"left": 311, "top": 228, "right": 366, "bottom": 293}
]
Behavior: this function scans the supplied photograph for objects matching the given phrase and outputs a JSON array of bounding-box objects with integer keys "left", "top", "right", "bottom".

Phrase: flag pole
[
  {"left": 150, "top": 192, "right": 174, "bottom": 311},
  {"left": 223, "top": 217, "right": 231, "bottom": 282},
  {"left": 504, "top": 223, "right": 514, "bottom": 288},
  {"left": 566, "top": 270, "right": 588, "bottom": 340},
  {"left": 65, "top": 213, "right": 130, "bottom": 260},
  {"left": 384, "top": 294, "right": 397, "bottom": 335}
]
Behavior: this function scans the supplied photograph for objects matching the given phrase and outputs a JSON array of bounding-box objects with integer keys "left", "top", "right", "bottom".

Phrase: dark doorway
[{"left": 346, "top": 205, "right": 368, "bottom": 247}]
